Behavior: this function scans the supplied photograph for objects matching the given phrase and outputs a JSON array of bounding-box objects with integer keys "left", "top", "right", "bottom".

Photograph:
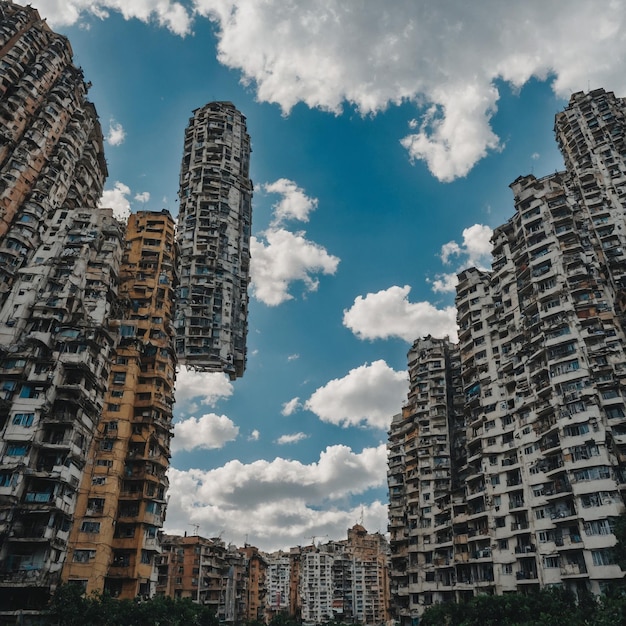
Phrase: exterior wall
[
  {"left": 157, "top": 534, "right": 228, "bottom": 612},
  {"left": 300, "top": 548, "right": 335, "bottom": 625},
  {"left": 265, "top": 552, "right": 290, "bottom": 620},
  {"left": 63, "top": 211, "right": 177, "bottom": 599},
  {"left": 389, "top": 89, "right": 626, "bottom": 620},
  {"left": 175, "top": 101, "right": 252, "bottom": 379},
  {"left": 239, "top": 546, "right": 267, "bottom": 622},
  {"left": 387, "top": 338, "right": 464, "bottom": 621},
  {"left": 0, "top": 207, "right": 121, "bottom": 612},
  {"left": 0, "top": 2, "right": 107, "bottom": 306},
  {"left": 346, "top": 525, "right": 390, "bottom": 625}
]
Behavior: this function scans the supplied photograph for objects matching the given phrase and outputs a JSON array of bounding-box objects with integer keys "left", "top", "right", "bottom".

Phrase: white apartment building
[{"left": 388, "top": 89, "right": 626, "bottom": 622}]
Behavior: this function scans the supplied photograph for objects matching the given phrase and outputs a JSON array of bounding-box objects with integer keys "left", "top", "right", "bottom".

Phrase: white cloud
[
  {"left": 190, "top": 0, "right": 626, "bottom": 181},
  {"left": 250, "top": 228, "right": 339, "bottom": 306},
  {"left": 440, "top": 223, "right": 493, "bottom": 270},
  {"left": 106, "top": 119, "right": 126, "bottom": 146},
  {"left": 175, "top": 366, "right": 234, "bottom": 407},
  {"left": 287, "top": 353, "right": 299, "bottom": 361},
  {"left": 248, "top": 429, "right": 260, "bottom": 441},
  {"left": 264, "top": 178, "right": 318, "bottom": 224},
  {"left": 441, "top": 241, "right": 462, "bottom": 265},
  {"left": 531, "top": 152, "right": 540, "bottom": 160},
  {"left": 134, "top": 191, "right": 150, "bottom": 203},
  {"left": 305, "top": 360, "right": 407, "bottom": 430},
  {"left": 164, "top": 444, "right": 388, "bottom": 550},
  {"left": 172, "top": 413, "right": 239, "bottom": 453},
  {"left": 30, "top": 0, "right": 192, "bottom": 36},
  {"left": 343, "top": 285, "right": 458, "bottom": 343},
  {"left": 429, "top": 272, "right": 458, "bottom": 294},
  {"left": 99, "top": 181, "right": 131, "bottom": 221},
  {"left": 276, "top": 432, "right": 309, "bottom": 445},
  {"left": 281, "top": 397, "right": 301, "bottom": 416}
]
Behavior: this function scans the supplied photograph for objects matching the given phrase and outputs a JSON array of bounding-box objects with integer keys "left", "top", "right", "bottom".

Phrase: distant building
[
  {"left": 388, "top": 89, "right": 626, "bottom": 621},
  {"left": 175, "top": 101, "right": 253, "bottom": 379},
  {"left": 239, "top": 545, "right": 267, "bottom": 623},
  {"left": 265, "top": 551, "right": 291, "bottom": 620},
  {"left": 157, "top": 534, "right": 228, "bottom": 612},
  {"left": 297, "top": 526, "right": 390, "bottom": 626}
]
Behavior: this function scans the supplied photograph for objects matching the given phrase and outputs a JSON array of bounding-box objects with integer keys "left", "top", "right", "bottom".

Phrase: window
[
  {"left": 592, "top": 549, "right": 615, "bottom": 566},
  {"left": 543, "top": 556, "right": 559, "bottom": 568},
  {"left": 502, "top": 563, "right": 512, "bottom": 574},
  {"left": 80, "top": 521, "right": 101, "bottom": 534},
  {"left": 584, "top": 519, "right": 613, "bottom": 536},
  {"left": 0, "top": 472, "right": 14, "bottom": 487},
  {"left": 112, "top": 372, "right": 126, "bottom": 385},
  {"left": 73, "top": 550, "right": 96, "bottom": 563},
  {"left": 12, "top": 413, "right": 34, "bottom": 427},
  {"left": 5, "top": 444, "right": 28, "bottom": 456},
  {"left": 19, "top": 385, "right": 42, "bottom": 399},
  {"left": 107, "top": 403, "right": 120, "bottom": 412}
]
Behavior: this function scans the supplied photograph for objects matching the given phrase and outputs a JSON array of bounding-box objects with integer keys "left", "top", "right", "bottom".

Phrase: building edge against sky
[
  {"left": 388, "top": 88, "right": 626, "bottom": 621},
  {"left": 175, "top": 102, "right": 253, "bottom": 380}
]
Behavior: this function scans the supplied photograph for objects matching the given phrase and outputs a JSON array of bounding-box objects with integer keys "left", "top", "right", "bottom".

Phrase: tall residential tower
[
  {"left": 175, "top": 102, "right": 252, "bottom": 379},
  {"left": 0, "top": 1, "right": 112, "bottom": 613},
  {"left": 388, "top": 89, "right": 626, "bottom": 621}
]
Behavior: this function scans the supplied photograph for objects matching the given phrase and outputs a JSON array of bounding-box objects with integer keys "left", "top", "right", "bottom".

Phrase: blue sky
[{"left": 30, "top": 0, "right": 626, "bottom": 550}]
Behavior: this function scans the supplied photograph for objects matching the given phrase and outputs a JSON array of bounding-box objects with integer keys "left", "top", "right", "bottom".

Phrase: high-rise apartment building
[
  {"left": 0, "top": 2, "right": 107, "bottom": 305},
  {"left": 175, "top": 101, "right": 252, "bottom": 379},
  {"left": 63, "top": 211, "right": 177, "bottom": 599},
  {"left": 298, "top": 527, "right": 390, "bottom": 626},
  {"left": 388, "top": 89, "right": 626, "bottom": 621},
  {"left": 0, "top": 1, "right": 113, "bottom": 614},
  {"left": 0, "top": 2, "right": 257, "bottom": 617}
]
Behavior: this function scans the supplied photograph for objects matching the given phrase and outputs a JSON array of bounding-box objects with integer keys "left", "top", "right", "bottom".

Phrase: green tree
[{"left": 47, "top": 584, "right": 219, "bottom": 626}]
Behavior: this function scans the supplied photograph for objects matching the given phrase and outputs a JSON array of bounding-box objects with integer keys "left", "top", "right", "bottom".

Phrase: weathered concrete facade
[
  {"left": 0, "top": 207, "right": 122, "bottom": 612},
  {"left": 175, "top": 101, "right": 252, "bottom": 379},
  {"left": 388, "top": 89, "right": 626, "bottom": 620},
  {"left": 63, "top": 211, "right": 177, "bottom": 599}
]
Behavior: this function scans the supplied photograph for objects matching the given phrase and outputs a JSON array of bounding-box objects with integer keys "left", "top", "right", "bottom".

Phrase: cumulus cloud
[
  {"left": 250, "top": 179, "right": 339, "bottom": 305},
  {"left": 343, "top": 285, "right": 458, "bottom": 343},
  {"left": 99, "top": 181, "right": 132, "bottom": 221},
  {"left": 429, "top": 272, "right": 459, "bottom": 294},
  {"left": 189, "top": 0, "right": 626, "bottom": 181},
  {"left": 287, "top": 353, "right": 299, "bottom": 361},
  {"left": 276, "top": 432, "right": 309, "bottom": 445},
  {"left": 134, "top": 191, "right": 150, "bottom": 203},
  {"left": 31, "top": 2, "right": 626, "bottom": 180},
  {"left": 305, "top": 360, "right": 407, "bottom": 430},
  {"left": 172, "top": 413, "right": 239, "bottom": 453},
  {"left": 30, "top": 0, "right": 192, "bottom": 36},
  {"left": 105, "top": 119, "right": 126, "bottom": 146},
  {"left": 264, "top": 179, "right": 318, "bottom": 224},
  {"left": 248, "top": 429, "right": 260, "bottom": 441},
  {"left": 281, "top": 397, "right": 301, "bottom": 416},
  {"left": 164, "top": 444, "right": 388, "bottom": 550},
  {"left": 250, "top": 229, "right": 339, "bottom": 306},
  {"left": 175, "top": 366, "right": 234, "bottom": 407},
  {"left": 440, "top": 223, "right": 493, "bottom": 270}
]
